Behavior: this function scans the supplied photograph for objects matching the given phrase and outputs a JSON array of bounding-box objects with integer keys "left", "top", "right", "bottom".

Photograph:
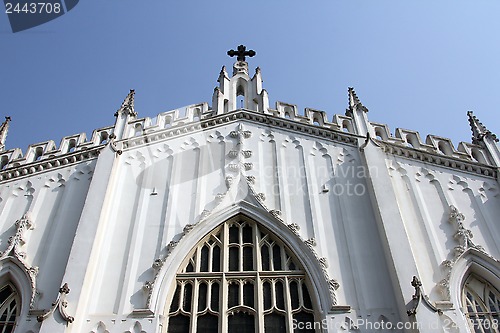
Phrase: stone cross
[{"left": 227, "top": 45, "right": 256, "bottom": 62}]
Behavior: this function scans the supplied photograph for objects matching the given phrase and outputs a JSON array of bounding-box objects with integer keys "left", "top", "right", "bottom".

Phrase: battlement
[
  {"left": 369, "top": 121, "right": 493, "bottom": 166},
  {"left": 0, "top": 96, "right": 496, "bottom": 177},
  {"left": 0, "top": 62, "right": 497, "bottom": 178}
]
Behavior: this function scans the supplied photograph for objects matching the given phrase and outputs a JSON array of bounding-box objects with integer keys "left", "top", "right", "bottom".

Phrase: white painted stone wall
[{"left": 0, "top": 60, "right": 497, "bottom": 333}]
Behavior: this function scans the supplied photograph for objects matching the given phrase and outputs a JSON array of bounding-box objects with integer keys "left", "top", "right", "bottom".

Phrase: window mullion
[
  {"left": 195, "top": 245, "right": 201, "bottom": 272},
  {"left": 191, "top": 279, "right": 199, "bottom": 333},
  {"left": 208, "top": 244, "right": 213, "bottom": 272},
  {"left": 252, "top": 223, "right": 264, "bottom": 333},
  {"left": 221, "top": 224, "right": 229, "bottom": 333},
  {"left": 284, "top": 276, "right": 293, "bottom": 333},
  {"left": 256, "top": 272, "right": 264, "bottom": 333},
  {"left": 239, "top": 225, "right": 243, "bottom": 272}
]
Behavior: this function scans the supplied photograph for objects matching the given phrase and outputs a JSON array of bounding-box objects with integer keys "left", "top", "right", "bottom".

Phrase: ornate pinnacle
[
  {"left": 347, "top": 87, "right": 368, "bottom": 114},
  {"left": 115, "top": 89, "right": 137, "bottom": 117},
  {"left": 467, "top": 111, "right": 498, "bottom": 144},
  {"left": 0, "top": 116, "right": 12, "bottom": 151}
]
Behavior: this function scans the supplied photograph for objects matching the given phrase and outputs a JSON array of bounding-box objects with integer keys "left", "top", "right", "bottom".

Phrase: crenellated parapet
[
  {"left": 368, "top": 120, "right": 495, "bottom": 170},
  {"left": 1, "top": 65, "right": 497, "bottom": 181},
  {"left": 0, "top": 128, "right": 111, "bottom": 175}
]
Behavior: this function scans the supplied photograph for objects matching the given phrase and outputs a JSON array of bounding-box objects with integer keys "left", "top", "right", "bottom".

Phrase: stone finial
[
  {"left": 218, "top": 66, "right": 229, "bottom": 83},
  {"left": 347, "top": 87, "right": 368, "bottom": 115},
  {"left": 0, "top": 116, "right": 11, "bottom": 151},
  {"left": 467, "top": 111, "right": 498, "bottom": 144},
  {"left": 114, "top": 89, "right": 137, "bottom": 117}
]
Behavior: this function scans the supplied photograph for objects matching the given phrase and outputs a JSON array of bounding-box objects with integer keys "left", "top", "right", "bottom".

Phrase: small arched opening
[
  {"left": 438, "top": 141, "right": 453, "bottom": 156},
  {"left": 34, "top": 147, "right": 43, "bottom": 161},
  {"left": 67, "top": 139, "right": 77, "bottom": 153},
  {"left": 0, "top": 156, "right": 9, "bottom": 170}
]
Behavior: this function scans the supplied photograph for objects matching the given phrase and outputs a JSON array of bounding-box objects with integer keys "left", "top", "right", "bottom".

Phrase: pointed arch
[
  {"left": 447, "top": 249, "right": 500, "bottom": 330},
  {"left": 151, "top": 203, "right": 344, "bottom": 325},
  {"left": 462, "top": 274, "right": 499, "bottom": 332},
  {"left": 0, "top": 258, "right": 36, "bottom": 332},
  {"left": 164, "top": 214, "right": 319, "bottom": 332},
  {"left": 0, "top": 282, "right": 20, "bottom": 332}
]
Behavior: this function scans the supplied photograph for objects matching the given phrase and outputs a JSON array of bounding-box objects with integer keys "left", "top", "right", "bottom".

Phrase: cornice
[
  {"left": 119, "top": 109, "right": 360, "bottom": 152},
  {"left": 0, "top": 147, "right": 102, "bottom": 183},
  {"left": 379, "top": 140, "right": 498, "bottom": 179}
]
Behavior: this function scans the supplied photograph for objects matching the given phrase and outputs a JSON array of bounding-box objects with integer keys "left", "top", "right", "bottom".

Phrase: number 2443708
[{"left": 5, "top": 2, "right": 62, "bottom": 14}]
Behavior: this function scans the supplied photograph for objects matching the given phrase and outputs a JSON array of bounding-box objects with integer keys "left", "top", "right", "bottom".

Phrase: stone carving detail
[
  {"left": 304, "top": 238, "right": 316, "bottom": 248},
  {"left": 408, "top": 276, "right": 442, "bottom": 316},
  {"left": 91, "top": 321, "right": 109, "bottom": 333},
  {"left": 200, "top": 210, "right": 210, "bottom": 220},
  {"left": 0, "top": 213, "right": 38, "bottom": 308},
  {"left": 142, "top": 281, "right": 153, "bottom": 291},
  {"left": 242, "top": 150, "right": 252, "bottom": 158},
  {"left": 269, "top": 210, "right": 281, "bottom": 218},
  {"left": 126, "top": 321, "right": 146, "bottom": 333},
  {"left": 143, "top": 223, "right": 197, "bottom": 307},
  {"left": 230, "top": 124, "right": 252, "bottom": 142},
  {"left": 228, "top": 164, "right": 239, "bottom": 172},
  {"left": 287, "top": 223, "right": 301, "bottom": 236},
  {"left": 285, "top": 223, "right": 342, "bottom": 309},
  {"left": 227, "top": 125, "right": 254, "bottom": 173},
  {"left": 226, "top": 176, "right": 233, "bottom": 188},
  {"left": 151, "top": 259, "right": 162, "bottom": 269},
  {"left": 36, "top": 283, "right": 74, "bottom": 323},
  {"left": 437, "top": 205, "right": 498, "bottom": 300},
  {"left": 255, "top": 193, "right": 265, "bottom": 201}
]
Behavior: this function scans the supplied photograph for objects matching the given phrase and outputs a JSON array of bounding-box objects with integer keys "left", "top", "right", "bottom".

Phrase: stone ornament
[
  {"left": 36, "top": 283, "right": 74, "bottom": 323},
  {"left": 0, "top": 212, "right": 38, "bottom": 309}
]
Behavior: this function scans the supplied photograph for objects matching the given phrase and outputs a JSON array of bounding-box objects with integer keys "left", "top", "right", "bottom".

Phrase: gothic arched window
[
  {"left": 462, "top": 274, "right": 500, "bottom": 333},
  {"left": 0, "top": 283, "right": 20, "bottom": 333},
  {"left": 167, "top": 216, "right": 318, "bottom": 333}
]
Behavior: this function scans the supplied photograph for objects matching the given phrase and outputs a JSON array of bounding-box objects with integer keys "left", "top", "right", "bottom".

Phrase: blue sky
[{"left": 1, "top": 1, "right": 499, "bottom": 153}]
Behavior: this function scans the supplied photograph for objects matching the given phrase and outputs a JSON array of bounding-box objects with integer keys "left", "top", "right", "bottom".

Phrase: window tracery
[
  {"left": 0, "top": 283, "right": 20, "bottom": 333},
  {"left": 462, "top": 274, "right": 500, "bottom": 333},
  {"left": 167, "top": 217, "right": 318, "bottom": 333}
]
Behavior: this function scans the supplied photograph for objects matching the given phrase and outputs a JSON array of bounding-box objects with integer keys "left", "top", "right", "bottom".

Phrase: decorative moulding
[
  {"left": 0, "top": 212, "right": 38, "bottom": 309},
  {"left": 380, "top": 141, "right": 497, "bottom": 179},
  {"left": 36, "top": 283, "right": 74, "bottom": 323},
  {"left": 407, "top": 276, "right": 442, "bottom": 316},
  {"left": 118, "top": 110, "right": 358, "bottom": 155},
  {"left": 438, "top": 205, "right": 499, "bottom": 301},
  {"left": 142, "top": 223, "right": 196, "bottom": 308},
  {"left": 0, "top": 148, "right": 101, "bottom": 183}
]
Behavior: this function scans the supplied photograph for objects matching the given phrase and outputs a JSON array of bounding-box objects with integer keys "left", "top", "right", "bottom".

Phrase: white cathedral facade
[{"left": 0, "top": 49, "right": 498, "bottom": 333}]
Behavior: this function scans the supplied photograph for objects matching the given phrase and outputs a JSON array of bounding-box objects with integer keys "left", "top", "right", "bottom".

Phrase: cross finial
[{"left": 227, "top": 45, "right": 256, "bottom": 62}]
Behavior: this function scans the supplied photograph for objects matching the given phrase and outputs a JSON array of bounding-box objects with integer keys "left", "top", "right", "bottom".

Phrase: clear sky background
[{"left": 1, "top": 1, "right": 499, "bottom": 153}]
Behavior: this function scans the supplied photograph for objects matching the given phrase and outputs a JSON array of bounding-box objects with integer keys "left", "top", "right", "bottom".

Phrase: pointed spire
[
  {"left": 218, "top": 66, "right": 228, "bottom": 83},
  {"left": 114, "top": 89, "right": 137, "bottom": 117},
  {"left": 467, "top": 111, "right": 498, "bottom": 144},
  {"left": 0, "top": 116, "right": 11, "bottom": 151},
  {"left": 347, "top": 87, "right": 368, "bottom": 115}
]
